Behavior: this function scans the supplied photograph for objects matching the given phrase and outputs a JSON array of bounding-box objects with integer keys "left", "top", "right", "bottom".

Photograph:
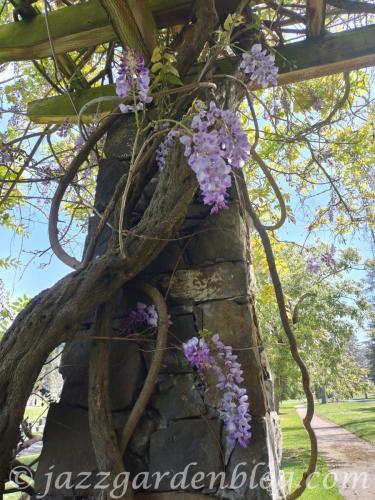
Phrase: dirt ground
[{"left": 296, "top": 406, "right": 375, "bottom": 499}]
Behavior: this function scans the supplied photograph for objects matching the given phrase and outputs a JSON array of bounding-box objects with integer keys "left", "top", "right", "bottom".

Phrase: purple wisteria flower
[
  {"left": 177, "top": 101, "right": 250, "bottom": 213},
  {"left": 123, "top": 301, "right": 158, "bottom": 334},
  {"left": 0, "top": 144, "right": 15, "bottom": 164},
  {"left": 116, "top": 49, "right": 152, "bottom": 114},
  {"left": 58, "top": 120, "right": 72, "bottom": 138},
  {"left": 183, "top": 337, "right": 212, "bottom": 371},
  {"left": 321, "top": 245, "right": 336, "bottom": 269},
  {"left": 156, "top": 129, "right": 178, "bottom": 170},
  {"left": 326, "top": 204, "right": 334, "bottom": 223},
  {"left": 240, "top": 44, "right": 278, "bottom": 88},
  {"left": 307, "top": 245, "right": 337, "bottom": 273},
  {"left": 307, "top": 257, "right": 321, "bottom": 274},
  {"left": 183, "top": 333, "right": 252, "bottom": 448},
  {"left": 313, "top": 99, "right": 323, "bottom": 111}
]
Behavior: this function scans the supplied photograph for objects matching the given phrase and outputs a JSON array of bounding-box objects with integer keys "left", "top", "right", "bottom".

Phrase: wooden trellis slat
[
  {"left": 0, "top": 0, "right": 242, "bottom": 64},
  {"left": 27, "top": 24, "right": 375, "bottom": 124}
]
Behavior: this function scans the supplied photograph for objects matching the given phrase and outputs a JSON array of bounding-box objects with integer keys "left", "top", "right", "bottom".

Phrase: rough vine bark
[
  {"left": 0, "top": 148, "right": 197, "bottom": 492},
  {"left": 88, "top": 298, "right": 133, "bottom": 500}
]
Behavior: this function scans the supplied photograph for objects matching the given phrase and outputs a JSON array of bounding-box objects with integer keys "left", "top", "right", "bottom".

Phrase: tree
[
  {"left": 0, "top": 1, "right": 375, "bottom": 499},
  {"left": 254, "top": 240, "right": 373, "bottom": 405}
]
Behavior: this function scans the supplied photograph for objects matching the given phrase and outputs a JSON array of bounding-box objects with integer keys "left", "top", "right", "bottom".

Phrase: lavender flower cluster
[
  {"left": 183, "top": 333, "right": 252, "bottom": 448},
  {"left": 240, "top": 44, "right": 278, "bottom": 88},
  {"left": 57, "top": 120, "right": 73, "bottom": 138},
  {"left": 0, "top": 144, "right": 15, "bottom": 165},
  {"left": 157, "top": 101, "right": 250, "bottom": 213},
  {"left": 116, "top": 49, "right": 152, "bottom": 114},
  {"left": 307, "top": 245, "right": 337, "bottom": 273},
  {"left": 155, "top": 129, "right": 178, "bottom": 170},
  {"left": 123, "top": 302, "right": 158, "bottom": 334}
]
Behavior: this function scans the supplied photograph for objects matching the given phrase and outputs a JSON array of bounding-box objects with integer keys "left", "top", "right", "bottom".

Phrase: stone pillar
[{"left": 35, "top": 117, "right": 285, "bottom": 499}]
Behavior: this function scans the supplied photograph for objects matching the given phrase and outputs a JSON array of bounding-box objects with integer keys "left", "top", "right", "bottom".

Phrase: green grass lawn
[
  {"left": 280, "top": 402, "right": 342, "bottom": 499},
  {"left": 24, "top": 405, "right": 48, "bottom": 424},
  {"left": 315, "top": 400, "right": 375, "bottom": 446}
]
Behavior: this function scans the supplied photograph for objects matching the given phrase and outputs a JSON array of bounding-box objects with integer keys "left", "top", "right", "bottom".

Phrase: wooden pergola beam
[
  {"left": 0, "top": 0, "right": 241, "bottom": 64},
  {"left": 27, "top": 23, "right": 375, "bottom": 124}
]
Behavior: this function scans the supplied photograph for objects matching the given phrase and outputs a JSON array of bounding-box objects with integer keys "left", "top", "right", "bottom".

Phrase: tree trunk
[
  {"left": 31, "top": 116, "right": 285, "bottom": 499},
  {"left": 274, "top": 376, "right": 281, "bottom": 415},
  {"left": 321, "top": 385, "right": 328, "bottom": 404}
]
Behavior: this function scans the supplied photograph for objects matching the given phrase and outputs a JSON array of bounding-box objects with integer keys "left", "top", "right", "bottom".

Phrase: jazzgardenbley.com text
[{"left": 10, "top": 461, "right": 372, "bottom": 498}]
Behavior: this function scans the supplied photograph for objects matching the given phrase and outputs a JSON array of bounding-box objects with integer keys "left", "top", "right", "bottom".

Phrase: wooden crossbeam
[
  {"left": 27, "top": 24, "right": 375, "bottom": 124},
  {"left": 0, "top": 0, "right": 241, "bottom": 64}
]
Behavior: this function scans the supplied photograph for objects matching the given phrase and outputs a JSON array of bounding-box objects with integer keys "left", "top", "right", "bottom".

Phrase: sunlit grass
[{"left": 316, "top": 400, "right": 375, "bottom": 445}]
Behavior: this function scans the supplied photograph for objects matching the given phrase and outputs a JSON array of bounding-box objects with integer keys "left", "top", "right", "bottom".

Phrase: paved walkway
[
  {"left": 296, "top": 406, "right": 375, "bottom": 499},
  {"left": 18, "top": 440, "right": 43, "bottom": 456}
]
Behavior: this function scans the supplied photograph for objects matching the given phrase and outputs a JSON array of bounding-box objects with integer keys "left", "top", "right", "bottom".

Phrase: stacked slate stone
[{"left": 35, "top": 116, "right": 285, "bottom": 499}]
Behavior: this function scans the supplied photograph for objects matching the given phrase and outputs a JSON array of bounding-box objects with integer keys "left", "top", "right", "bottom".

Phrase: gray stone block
[
  {"left": 149, "top": 420, "right": 223, "bottom": 491},
  {"left": 35, "top": 404, "right": 123, "bottom": 496},
  {"left": 104, "top": 115, "right": 137, "bottom": 160},
  {"left": 185, "top": 204, "right": 247, "bottom": 266},
  {"left": 60, "top": 340, "right": 145, "bottom": 411},
  {"left": 159, "top": 262, "right": 249, "bottom": 304},
  {"left": 151, "top": 374, "right": 205, "bottom": 420}
]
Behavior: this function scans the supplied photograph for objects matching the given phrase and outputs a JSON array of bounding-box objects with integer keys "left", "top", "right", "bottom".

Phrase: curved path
[{"left": 296, "top": 406, "right": 375, "bottom": 499}]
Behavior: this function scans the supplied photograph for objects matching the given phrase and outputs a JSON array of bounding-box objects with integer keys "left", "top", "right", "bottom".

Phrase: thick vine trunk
[{"left": 0, "top": 139, "right": 197, "bottom": 492}]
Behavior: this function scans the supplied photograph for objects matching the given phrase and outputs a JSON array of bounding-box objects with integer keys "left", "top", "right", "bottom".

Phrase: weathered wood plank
[
  {"left": 306, "top": 0, "right": 326, "bottom": 37},
  {"left": 99, "top": 0, "right": 156, "bottom": 58},
  {"left": 0, "top": 0, "right": 115, "bottom": 63},
  {"left": 27, "top": 24, "right": 375, "bottom": 124},
  {"left": 0, "top": 0, "right": 240, "bottom": 64}
]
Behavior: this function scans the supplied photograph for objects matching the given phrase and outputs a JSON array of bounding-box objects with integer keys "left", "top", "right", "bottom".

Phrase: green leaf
[{"left": 151, "top": 47, "right": 162, "bottom": 63}]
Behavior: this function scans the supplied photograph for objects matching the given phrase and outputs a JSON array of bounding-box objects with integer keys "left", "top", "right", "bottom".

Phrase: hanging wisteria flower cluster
[
  {"left": 157, "top": 101, "right": 250, "bottom": 213},
  {"left": 116, "top": 48, "right": 152, "bottom": 113},
  {"left": 155, "top": 128, "right": 178, "bottom": 169},
  {"left": 123, "top": 302, "right": 158, "bottom": 334},
  {"left": 307, "top": 245, "right": 337, "bottom": 273},
  {"left": 57, "top": 120, "right": 73, "bottom": 138},
  {"left": 0, "top": 144, "right": 16, "bottom": 165},
  {"left": 240, "top": 43, "right": 278, "bottom": 88},
  {"left": 183, "top": 333, "right": 252, "bottom": 448}
]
